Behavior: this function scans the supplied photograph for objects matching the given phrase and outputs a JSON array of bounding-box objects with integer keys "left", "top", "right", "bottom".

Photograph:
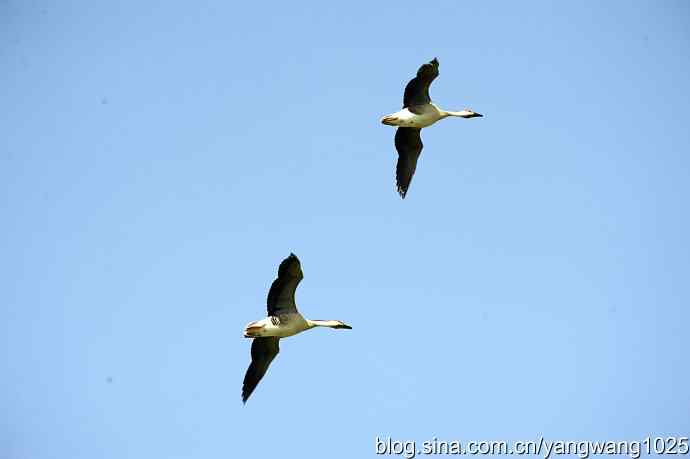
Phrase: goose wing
[
  {"left": 266, "top": 253, "right": 303, "bottom": 316},
  {"left": 403, "top": 58, "right": 439, "bottom": 108},
  {"left": 395, "top": 127, "right": 423, "bottom": 199},
  {"left": 242, "top": 337, "right": 280, "bottom": 403}
]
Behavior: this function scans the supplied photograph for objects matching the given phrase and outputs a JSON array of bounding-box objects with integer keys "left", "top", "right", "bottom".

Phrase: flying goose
[
  {"left": 381, "top": 58, "right": 483, "bottom": 198},
  {"left": 242, "top": 253, "right": 352, "bottom": 403}
]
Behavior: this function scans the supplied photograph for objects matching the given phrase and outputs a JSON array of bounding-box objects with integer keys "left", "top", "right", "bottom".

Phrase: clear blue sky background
[{"left": 2, "top": 1, "right": 689, "bottom": 458}]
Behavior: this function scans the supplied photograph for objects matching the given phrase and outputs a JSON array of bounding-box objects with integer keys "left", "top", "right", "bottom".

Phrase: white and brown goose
[
  {"left": 381, "top": 58, "right": 483, "bottom": 198},
  {"left": 242, "top": 253, "right": 352, "bottom": 403}
]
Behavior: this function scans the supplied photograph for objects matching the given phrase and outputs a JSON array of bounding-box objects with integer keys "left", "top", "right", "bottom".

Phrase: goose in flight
[
  {"left": 242, "top": 253, "right": 352, "bottom": 403},
  {"left": 381, "top": 58, "right": 483, "bottom": 198}
]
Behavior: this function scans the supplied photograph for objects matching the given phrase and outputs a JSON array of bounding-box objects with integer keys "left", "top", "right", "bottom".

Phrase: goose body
[
  {"left": 381, "top": 103, "right": 445, "bottom": 128},
  {"left": 241, "top": 253, "right": 352, "bottom": 403},
  {"left": 380, "top": 58, "right": 483, "bottom": 198},
  {"left": 245, "top": 314, "right": 348, "bottom": 339},
  {"left": 243, "top": 313, "right": 309, "bottom": 338}
]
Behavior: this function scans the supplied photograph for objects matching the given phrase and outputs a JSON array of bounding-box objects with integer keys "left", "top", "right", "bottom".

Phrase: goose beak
[
  {"left": 474, "top": 112, "right": 483, "bottom": 117},
  {"left": 337, "top": 323, "right": 352, "bottom": 330}
]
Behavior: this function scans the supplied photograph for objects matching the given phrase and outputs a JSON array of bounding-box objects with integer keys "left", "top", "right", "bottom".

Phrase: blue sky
[{"left": 2, "top": 1, "right": 689, "bottom": 458}]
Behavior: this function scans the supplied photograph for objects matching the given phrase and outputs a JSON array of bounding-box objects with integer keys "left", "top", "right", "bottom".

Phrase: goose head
[
  {"left": 459, "top": 109, "right": 483, "bottom": 118},
  {"left": 331, "top": 320, "right": 353, "bottom": 330}
]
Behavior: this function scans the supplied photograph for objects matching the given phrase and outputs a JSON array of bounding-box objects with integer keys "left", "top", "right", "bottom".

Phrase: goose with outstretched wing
[
  {"left": 241, "top": 253, "right": 352, "bottom": 403},
  {"left": 381, "top": 58, "right": 483, "bottom": 198}
]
